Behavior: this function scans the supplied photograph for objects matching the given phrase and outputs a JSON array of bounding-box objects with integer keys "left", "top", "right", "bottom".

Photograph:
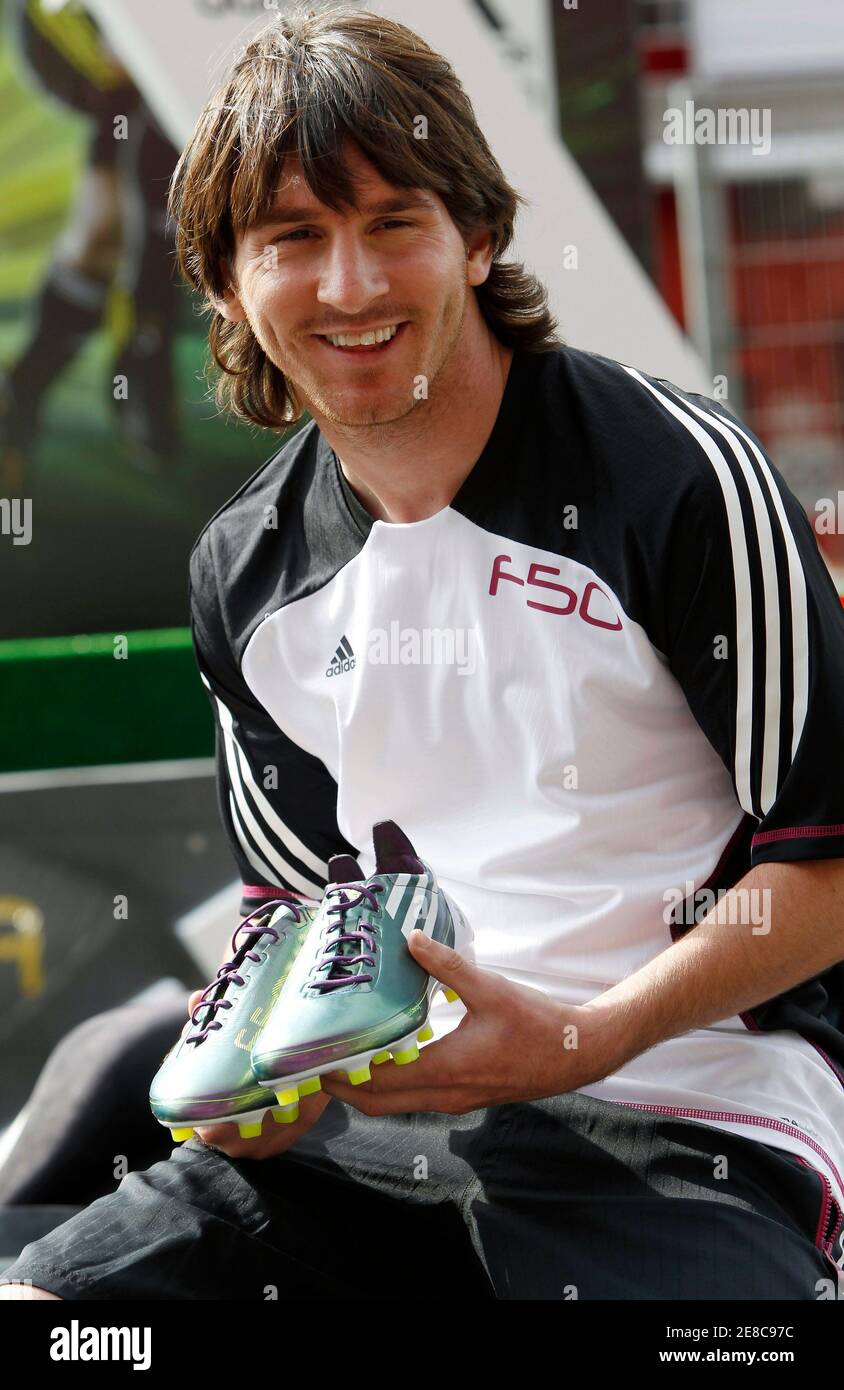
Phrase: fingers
[
  {"left": 320, "top": 1046, "right": 476, "bottom": 1115},
  {"left": 405, "top": 933, "right": 501, "bottom": 1010},
  {"left": 319, "top": 1076, "right": 475, "bottom": 1116},
  {"left": 328, "top": 1037, "right": 462, "bottom": 1092},
  {"left": 194, "top": 1092, "right": 332, "bottom": 1159}
]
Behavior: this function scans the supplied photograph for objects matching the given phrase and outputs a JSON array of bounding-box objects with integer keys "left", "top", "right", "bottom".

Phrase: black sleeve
[
  {"left": 189, "top": 535, "right": 356, "bottom": 917},
  {"left": 656, "top": 384, "right": 844, "bottom": 866}
]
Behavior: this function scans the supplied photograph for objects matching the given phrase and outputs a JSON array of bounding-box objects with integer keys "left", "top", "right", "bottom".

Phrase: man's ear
[
  {"left": 212, "top": 259, "right": 247, "bottom": 323},
  {"left": 465, "top": 226, "right": 497, "bottom": 289}
]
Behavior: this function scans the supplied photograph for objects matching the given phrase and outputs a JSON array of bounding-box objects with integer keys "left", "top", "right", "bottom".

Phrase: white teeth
[{"left": 326, "top": 324, "right": 401, "bottom": 348}]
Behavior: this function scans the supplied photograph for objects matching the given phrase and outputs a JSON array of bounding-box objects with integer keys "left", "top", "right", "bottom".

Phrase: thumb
[{"left": 406, "top": 930, "right": 491, "bottom": 1009}]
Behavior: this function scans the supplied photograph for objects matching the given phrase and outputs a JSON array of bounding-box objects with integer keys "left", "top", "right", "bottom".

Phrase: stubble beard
[{"left": 263, "top": 281, "right": 467, "bottom": 431}]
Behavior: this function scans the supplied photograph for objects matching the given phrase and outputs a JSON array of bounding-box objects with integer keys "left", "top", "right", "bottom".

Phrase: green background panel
[{"left": 0, "top": 628, "right": 214, "bottom": 771}]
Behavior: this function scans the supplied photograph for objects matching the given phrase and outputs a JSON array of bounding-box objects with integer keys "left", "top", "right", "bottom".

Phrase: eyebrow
[{"left": 246, "top": 193, "right": 435, "bottom": 233}]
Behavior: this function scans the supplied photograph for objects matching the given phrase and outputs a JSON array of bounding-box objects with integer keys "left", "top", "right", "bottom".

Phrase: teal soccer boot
[
  {"left": 149, "top": 895, "right": 319, "bottom": 1142},
  {"left": 251, "top": 822, "right": 472, "bottom": 1095}
]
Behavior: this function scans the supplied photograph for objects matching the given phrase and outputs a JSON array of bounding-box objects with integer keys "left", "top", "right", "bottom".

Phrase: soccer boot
[
  {"left": 251, "top": 822, "right": 472, "bottom": 1094},
  {"left": 149, "top": 896, "right": 319, "bottom": 1142}
]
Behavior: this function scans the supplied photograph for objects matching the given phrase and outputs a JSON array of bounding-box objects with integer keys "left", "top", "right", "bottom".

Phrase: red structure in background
[
  {"left": 730, "top": 202, "right": 844, "bottom": 595},
  {"left": 641, "top": 35, "right": 844, "bottom": 602}
]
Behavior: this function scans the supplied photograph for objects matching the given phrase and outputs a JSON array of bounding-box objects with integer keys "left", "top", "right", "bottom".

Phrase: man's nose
[{"left": 316, "top": 231, "right": 390, "bottom": 313}]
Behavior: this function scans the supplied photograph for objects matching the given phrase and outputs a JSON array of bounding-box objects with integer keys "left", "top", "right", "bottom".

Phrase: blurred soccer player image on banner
[{"left": 0, "top": 0, "right": 181, "bottom": 494}]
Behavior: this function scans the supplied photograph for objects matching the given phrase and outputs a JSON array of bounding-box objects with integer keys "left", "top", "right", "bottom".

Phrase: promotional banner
[{"left": 0, "top": 0, "right": 276, "bottom": 639}]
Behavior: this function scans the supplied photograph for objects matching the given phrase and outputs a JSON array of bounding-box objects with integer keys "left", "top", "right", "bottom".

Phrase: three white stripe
[
  {"left": 400, "top": 879, "right": 432, "bottom": 939},
  {"left": 383, "top": 873, "right": 435, "bottom": 937},
  {"left": 384, "top": 879, "right": 408, "bottom": 919},
  {"left": 200, "top": 673, "right": 328, "bottom": 896},
  {"left": 624, "top": 367, "right": 808, "bottom": 816}
]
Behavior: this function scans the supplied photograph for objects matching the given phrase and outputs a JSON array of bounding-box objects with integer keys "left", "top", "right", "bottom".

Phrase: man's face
[{"left": 220, "top": 141, "right": 493, "bottom": 427}]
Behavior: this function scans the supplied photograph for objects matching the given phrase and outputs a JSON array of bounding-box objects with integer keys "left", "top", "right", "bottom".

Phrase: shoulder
[
  {"left": 188, "top": 418, "right": 330, "bottom": 667},
  {"left": 563, "top": 350, "right": 796, "bottom": 569},
  {"left": 189, "top": 418, "right": 321, "bottom": 594},
  {"left": 511, "top": 342, "right": 754, "bottom": 546},
  {"left": 552, "top": 344, "right": 746, "bottom": 493},
  {"left": 504, "top": 344, "right": 784, "bottom": 653}
]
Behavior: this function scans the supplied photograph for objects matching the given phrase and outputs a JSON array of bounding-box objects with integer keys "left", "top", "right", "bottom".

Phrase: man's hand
[
  {"left": 193, "top": 1089, "right": 333, "bottom": 1160},
  {"left": 319, "top": 932, "right": 617, "bottom": 1116}
]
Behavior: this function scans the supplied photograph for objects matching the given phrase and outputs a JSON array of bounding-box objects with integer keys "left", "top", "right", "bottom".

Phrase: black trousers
[
  {"left": 3, "top": 1086, "right": 841, "bottom": 1300},
  {"left": 0, "top": 1000, "right": 183, "bottom": 1208}
]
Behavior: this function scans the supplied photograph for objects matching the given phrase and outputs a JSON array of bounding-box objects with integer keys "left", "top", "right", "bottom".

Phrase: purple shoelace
[
  {"left": 307, "top": 881, "right": 385, "bottom": 992},
  {"left": 187, "top": 900, "right": 305, "bottom": 1044}
]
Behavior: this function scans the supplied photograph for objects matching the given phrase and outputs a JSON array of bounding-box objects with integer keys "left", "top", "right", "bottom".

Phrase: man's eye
[{"left": 273, "top": 220, "right": 412, "bottom": 244}]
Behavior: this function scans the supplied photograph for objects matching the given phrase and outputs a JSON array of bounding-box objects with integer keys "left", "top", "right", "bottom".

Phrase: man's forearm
[{"left": 579, "top": 857, "right": 844, "bottom": 1082}]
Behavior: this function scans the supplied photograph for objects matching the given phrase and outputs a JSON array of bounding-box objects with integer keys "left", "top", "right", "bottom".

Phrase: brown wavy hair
[{"left": 168, "top": 3, "right": 561, "bottom": 432}]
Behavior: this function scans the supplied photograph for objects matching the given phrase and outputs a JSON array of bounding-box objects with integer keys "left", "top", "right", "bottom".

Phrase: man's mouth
[{"left": 314, "top": 321, "right": 409, "bottom": 356}]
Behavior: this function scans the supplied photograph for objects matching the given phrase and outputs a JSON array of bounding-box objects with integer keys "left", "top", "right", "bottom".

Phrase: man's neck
[{"left": 310, "top": 334, "right": 514, "bottom": 524}]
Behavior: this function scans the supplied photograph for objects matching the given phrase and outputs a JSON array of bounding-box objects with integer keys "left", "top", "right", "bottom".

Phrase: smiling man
[
  {"left": 4, "top": 5, "right": 844, "bottom": 1302},
  {"left": 218, "top": 144, "right": 513, "bottom": 518}
]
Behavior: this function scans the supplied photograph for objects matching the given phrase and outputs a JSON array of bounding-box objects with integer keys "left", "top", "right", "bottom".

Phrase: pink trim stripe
[
  {"left": 739, "top": 1011, "right": 844, "bottom": 1093},
  {"left": 669, "top": 815, "right": 753, "bottom": 944},
  {"left": 752, "top": 823, "right": 844, "bottom": 845},
  {"left": 807, "top": 1039, "right": 844, "bottom": 1090},
  {"left": 786, "top": 1153, "right": 836, "bottom": 1253},
  {"left": 787, "top": 1155, "right": 844, "bottom": 1281},
  {"left": 613, "top": 1099, "right": 844, "bottom": 1198},
  {"left": 241, "top": 884, "right": 311, "bottom": 903}
]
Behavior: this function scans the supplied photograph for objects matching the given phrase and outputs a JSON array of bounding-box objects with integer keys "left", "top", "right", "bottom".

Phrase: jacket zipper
[{"left": 816, "top": 1172, "right": 843, "bottom": 1261}]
